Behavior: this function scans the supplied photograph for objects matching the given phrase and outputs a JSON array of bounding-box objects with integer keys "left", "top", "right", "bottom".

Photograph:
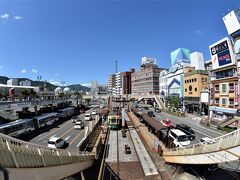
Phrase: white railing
[
  {"left": 163, "top": 128, "right": 240, "bottom": 156},
  {"left": 0, "top": 132, "right": 95, "bottom": 168}
]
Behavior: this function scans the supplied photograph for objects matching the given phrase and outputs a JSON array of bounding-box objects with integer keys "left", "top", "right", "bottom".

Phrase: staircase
[
  {"left": 0, "top": 111, "right": 19, "bottom": 120},
  {"left": 153, "top": 95, "right": 166, "bottom": 110},
  {"left": 218, "top": 117, "right": 240, "bottom": 129}
]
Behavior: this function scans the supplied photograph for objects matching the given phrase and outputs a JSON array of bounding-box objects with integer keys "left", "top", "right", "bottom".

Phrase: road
[{"left": 29, "top": 108, "right": 99, "bottom": 151}]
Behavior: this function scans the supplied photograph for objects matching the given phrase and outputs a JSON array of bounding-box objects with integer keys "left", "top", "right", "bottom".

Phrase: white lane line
[
  {"left": 43, "top": 134, "right": 56, "bottom": 142},
  {"left": 77, "top": 138, "right": 85, "bottom": 147},
  {"left": 65, "top": 136, "right": 70, "bottom": 141},
  {"left": 37, "top": 120, "right": 72, "bottom": 141}
]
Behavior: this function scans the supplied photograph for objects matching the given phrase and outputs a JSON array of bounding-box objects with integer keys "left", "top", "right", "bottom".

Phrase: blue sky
[{"left": 0, "top": 1, "right": 239, "bottom": 86}]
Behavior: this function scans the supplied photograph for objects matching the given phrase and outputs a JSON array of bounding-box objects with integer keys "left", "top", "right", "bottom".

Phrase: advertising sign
[
  {"left": 235, "top": 83, "right": 238, "bottom": 105},
  {"left": 209, "top": 37, "right": 235, "bottom": 70},
  {"left": 223, "top": 9, "right": 240, "bottom": 35}
]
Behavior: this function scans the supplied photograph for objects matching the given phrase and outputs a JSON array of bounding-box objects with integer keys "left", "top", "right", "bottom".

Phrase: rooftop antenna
[{"left": 115, "top": 60, "right": 118, "bottom": 73}]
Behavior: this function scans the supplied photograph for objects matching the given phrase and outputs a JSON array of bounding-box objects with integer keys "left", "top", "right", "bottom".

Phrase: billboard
[
  {"left": 223, "top": 8, "right": 240, "bottom": 35},
  {"left": 170, "top": 48, "right": 190, "bottom": 65},
  {"left": 209, "top": 37, "right": 235, "bottom": 70}
]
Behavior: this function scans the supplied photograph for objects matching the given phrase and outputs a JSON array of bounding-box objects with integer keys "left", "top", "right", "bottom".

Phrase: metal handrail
[
  {"left": 163, "top": 128, "right": 240, "bottom": 156},
  {"left": 0, "top": 131, "right": 95, "bottom": 168}
]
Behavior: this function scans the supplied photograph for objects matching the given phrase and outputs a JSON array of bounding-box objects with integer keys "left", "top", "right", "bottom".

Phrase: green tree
[
  {"left": 167, "top": 96, "right": 181, "bottom": 111},
  {"left": 21, "top": 89, "right": 30, "bottom": 99}
]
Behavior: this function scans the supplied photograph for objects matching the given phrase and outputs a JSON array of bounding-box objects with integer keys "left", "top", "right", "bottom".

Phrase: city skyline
[{"left": 0, "top": 1, "right": 239, "bottom": 86}]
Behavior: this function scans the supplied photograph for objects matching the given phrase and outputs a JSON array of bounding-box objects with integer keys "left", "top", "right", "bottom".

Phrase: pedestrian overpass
[
  {"left": 0, "top": 132, "right": 95, "bottom": 180},
  {"left": 163, "top": 128, "right": 240, "bottom": 165}
]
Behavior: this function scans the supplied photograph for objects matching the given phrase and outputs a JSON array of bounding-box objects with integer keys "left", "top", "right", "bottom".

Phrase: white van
[
  {"left": 85, "top": 113, "right": 92, "bottom": 121},
  {"left": 48, "top": 137, "right": 65, "bottom": 149},
  {"left": 169, "top": 129, "right": 190, "bottom": 147}
]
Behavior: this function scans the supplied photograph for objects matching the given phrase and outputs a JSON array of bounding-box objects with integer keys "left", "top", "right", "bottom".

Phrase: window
[
  {"left": 229, "top": 83, "right": 234, "bottom": 91},
  {"left": 215, "top": 98, "right": 219, "bottom": 104},
  {"left": 189, "top": 85, "right": 192, "bottom": 91},
  {"left": 195, "top": 78, "right": 197, "bottom": 82},
  {"left": 222, "top": 84, "right": 226, "bottom": 93},
  {"left": 195, "top": 88, "right": 197, "bottom": 92},
  {"left": 205, "top": 78, "right": 207, "bottom": 82},
  {"left": 192, "top": 79, "right": 194, "bottom": 82},
  {"left": 190, "top": 79, "right": 191, "bottom": 83},
  {"left": 222, "top": 98, "right": 226, "bottom": 106},
  {"left": 229, "top": 99, "right": 234, "bottom": 105},
  {"left": 185, "top": 89, "right": 187, "bottom": 92},
  {"left": 201, "top": 78, "right": 204, "bottom": 82},
  {"left": 185, "top": 80, "right": 186, "bottom": 83}
]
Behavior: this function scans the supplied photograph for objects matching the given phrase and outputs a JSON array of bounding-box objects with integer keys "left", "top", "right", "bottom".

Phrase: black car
[
  {"left": 147, "top": 111, "right": 155, "bottom": 117},
  {"left": 175, "top": 124, "right": 195, "bottom": 140},
  {"left": 144, "top": 107, "right": 149, "bottom": 110}
]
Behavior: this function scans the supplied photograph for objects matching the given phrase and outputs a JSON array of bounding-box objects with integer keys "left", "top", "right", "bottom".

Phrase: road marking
[
  {"left": 37, "top": 120, "right": 72, "bottom": 141},
  {"left": 43, "top": 134, "right": 56, "bottom": 142},
  {"left": 69, "top": 129, "right": 86, "bottom": 145},
  {"left": 65, "top": 136, "right": 70, "bottom": 141},
  {"left": 60, "top": 126, "right": 74, "bottom": 138},
  {"left": 77, "top": 138, "right": 85, "bottom": 147}
]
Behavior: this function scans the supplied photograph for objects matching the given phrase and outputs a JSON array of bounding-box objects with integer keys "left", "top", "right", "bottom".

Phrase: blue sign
[{"left": 217, "top": 49, "right": 232, "bottom": 66}]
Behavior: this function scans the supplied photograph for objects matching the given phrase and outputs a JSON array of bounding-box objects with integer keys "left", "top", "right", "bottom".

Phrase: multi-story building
[
  {"left": 132, "top": 57, "right": 162, "bottom": 95},
  {"left": 115, "top": 72, "right": 122, "bottom": 95},
  {"left": 190, "top": 52, "right": 205, "bottom": 70},
  {"left": 122, "top": 68, "right": 135, "bottom": 95},
  {"left": 19, "top": 80, "right": 31, "bottom": 86},
  {"left": 7, "top": 78, "right": 18, "bottom": 86},
  {"left": 184, "top": 67, "right": 209, "bottom": 115},
  {"left": 107, "top": 74, "right": 116, "bottom": 94},
  {"left": 159, "top": 48, "right": 191, "bottom": 100},
  {"left": 91, "top": 80, "right": 98, "bottom": 95},
  {"left": 209, "top": 37, "right": 238, "bottom": 121}
]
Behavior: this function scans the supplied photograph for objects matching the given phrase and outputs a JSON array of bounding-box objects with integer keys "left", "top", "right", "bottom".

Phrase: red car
[{"left": 160, "top": 119, "right": 174, "bottom": 128}]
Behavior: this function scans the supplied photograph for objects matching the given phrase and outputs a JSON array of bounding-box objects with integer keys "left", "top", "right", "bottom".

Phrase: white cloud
[
  {"left": 32, "top": 68, "right": 38, "bottom": 73},
  {"left": 1, "top": 13, "right": 9, "bottom": 20},
  {"left": 20, "top": 69, "right": 27, "bottom": 73},
  {"left": 194, "top": 30, "right": 202, "bottom": 36},
  {"left": 0, "top": 65, "right": 3, "bottom": 69},
  {"left": 81, "top": 83, "right": 91, "bottom": 87},
  {"left": 14, "top": 16, "right": 22, "bottom": 20}
]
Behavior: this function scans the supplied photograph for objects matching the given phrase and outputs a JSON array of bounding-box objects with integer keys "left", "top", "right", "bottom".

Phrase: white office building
[
  {"left": 19, "top": 80, "right": 31, "bottom": 86},
  {"left": 114, "top": 72, "right": 122, "bottom": 95},
  {"left": 7, "top": 78, "right": 18, "bottom": 86},
  {"left": 190, "top": 52, "right": 205, "bottom": 70}
]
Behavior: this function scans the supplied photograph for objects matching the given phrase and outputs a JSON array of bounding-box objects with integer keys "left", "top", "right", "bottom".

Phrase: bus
[
  {"left": 33, "top": 112, "right": 58, "bottom": 128},
  {"left": 107, "top": 113, "right": 121, "bottom": 130},
  {"left": 0, "top": 119, "right": 35, "bottom": 137},
  {"left": 57, "top": 107, "right": 75, "bottom": 118}
]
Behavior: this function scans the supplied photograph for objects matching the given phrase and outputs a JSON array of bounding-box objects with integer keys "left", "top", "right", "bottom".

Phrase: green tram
[{"left": 107, "top": 114, "right": 121, "bottom": 130}]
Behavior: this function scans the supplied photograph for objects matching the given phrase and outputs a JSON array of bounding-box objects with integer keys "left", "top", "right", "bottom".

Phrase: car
[
  {"left": 168, "top": 129, "right": 190, "bottom": 147},
  {"left": 175, "top": 124, "right": 195, "bottom": 141},
  {"left": 139, "top": 108, "right": 143, "bottom": 111},
  {"left": 144, "top": 107, "right": 149, "bottom": 110},
  {"left": 91, "top": 111, "right": 97, "bottom": 116},
  {"left": 160, "top": 119, "right": 174, "bottom": 128},
  {"left": 147, "top": 111, "right": 155, "bottom": 117},
  {"left": 72, "top": 116, "right": 77, "bottom": 123},
  {"left": 154, "top": 108, "right": 161, "bottom": 113},
  {"left": 199, "top": 137, "right": 216, "bottom": 145},
  {"left": 48, "top": 137, "right": 65, "bottom": 149},
  {"left": 85, "top": 113, "right": 92, "bottom": 121},
  {"left": 74, "top": 121, "right": 85, "bottom": 129}
]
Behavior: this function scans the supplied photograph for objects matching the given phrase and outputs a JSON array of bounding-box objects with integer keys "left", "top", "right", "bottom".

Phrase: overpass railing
[
  {"left": 0, "top": 132, "right": 95, "bottom": 168},
  {"left": 163, "top": 128, "right": 240, "bottom": 156},
  {"left": 0, "top": 98, "right": 75, "bottom": 112}
]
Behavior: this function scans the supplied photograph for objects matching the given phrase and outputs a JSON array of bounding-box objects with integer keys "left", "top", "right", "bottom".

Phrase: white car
[
  {"left": 48, "top": 137, "right": 65, "bottom": 149},
  {"left": 74, "top": 121, "right": 84, "bottom": 129},
  {"left": 91, "top": 111, "right": 97, "bottom": 116},
  {"left": 199, "top": 137, "right": 216, "bottom": 145},
  {"left": 85, "top": 113, "right": 92, "bottom": 121},
  {"left": 169, "top": 129, "right": 190, "bottom": 147}
]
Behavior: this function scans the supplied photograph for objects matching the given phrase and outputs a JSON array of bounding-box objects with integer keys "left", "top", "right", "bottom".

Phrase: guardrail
[
  {"left": 163, "top": 128, "right": 240, "bottom": 156},
  {"left": 0, "top": 98, "right": 76, "bottom": 112},
  {"left": 0, "top": 132, "right": 95, "bottom": 168}
]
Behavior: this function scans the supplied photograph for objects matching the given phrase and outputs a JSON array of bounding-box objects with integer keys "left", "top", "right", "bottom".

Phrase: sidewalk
[{"left": 128, "top": 112, "right": 172, "bottom": 180}]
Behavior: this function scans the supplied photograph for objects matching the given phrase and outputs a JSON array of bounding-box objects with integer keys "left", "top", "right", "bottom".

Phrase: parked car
[
  {"left": 175, "top": 124, "right": 195, "bottom": 141},
  {"left": 199, "top": 137, "right": 216, "bottom": 145},
  {"left": 168, "top": 129, "right": 190, "bottom": 147},
  {"left": 144, "top": 107, "right": 149, "bottom": 110},
  {"left": 48, "top": 137, "right": 65, "bottom": 149},
  {"left": 147, "top": 111, "right": 155, "bottom": 117},
  {"left": 91, "top": 111, "right": 97, "bottom": 116},
  {"left": 160, "top": 119, "right": 174, "bottom": 128},
  {"left": 74, "top": 121, "right": 85, "bottom": 129}
]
